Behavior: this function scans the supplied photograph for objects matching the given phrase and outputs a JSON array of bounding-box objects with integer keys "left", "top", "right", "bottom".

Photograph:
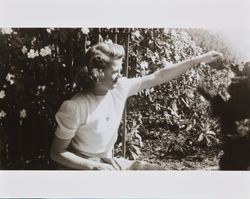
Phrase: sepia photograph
[
  {"left": 0, "top": 27, "right": 249, "bottom": 171},
  {"left": 0, "top": 0, "right": 249, "bottom": 198}
]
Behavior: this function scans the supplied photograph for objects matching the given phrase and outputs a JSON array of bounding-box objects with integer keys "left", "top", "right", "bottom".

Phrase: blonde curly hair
[{"left": 75, "top": 42, "right": 125, "bottom": 93}]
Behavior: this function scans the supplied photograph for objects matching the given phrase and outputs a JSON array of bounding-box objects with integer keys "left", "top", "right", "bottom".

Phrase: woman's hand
[
  {"left": 137, "top": 50, "right": 223, "bottom": 92},
  {"left": 198, "top": 50, "right": 223, "bottom": 64},
  {"left": 92, "top": 162, "right": 117, "bottom": 170}
]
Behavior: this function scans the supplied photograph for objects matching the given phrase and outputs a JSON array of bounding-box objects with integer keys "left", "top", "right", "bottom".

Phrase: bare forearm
[
  {"left": 50, "top": 150, "right": 98, "bottom": 170},
  {"left": 155, "top": 56, "right": 201, "bottom": 84},
  {"left": 139, "top": 51, "right": 223, "bottom": 90},
  {"left": 140, "top": 56, "right": 201, "bottom": 90}
]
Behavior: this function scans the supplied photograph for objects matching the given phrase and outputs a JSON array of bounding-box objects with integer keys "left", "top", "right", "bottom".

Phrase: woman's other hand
[{"left": 93, "top": 162, "right": 117, "bottom": 170}]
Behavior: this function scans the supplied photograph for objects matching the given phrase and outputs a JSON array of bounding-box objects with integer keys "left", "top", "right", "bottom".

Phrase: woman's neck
[{"left": 91, "top": 85, "right": 108, "bottom": 96}]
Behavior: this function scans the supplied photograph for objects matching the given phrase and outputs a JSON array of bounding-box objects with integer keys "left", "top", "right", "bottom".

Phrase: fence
[{"left": 0, "top": 28, "right": 131, "bottom": 169}]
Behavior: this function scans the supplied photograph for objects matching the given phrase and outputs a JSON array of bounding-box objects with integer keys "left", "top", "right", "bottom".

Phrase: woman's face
[{"left": 99, "top": 59, "right": 123, "bottom": 91}]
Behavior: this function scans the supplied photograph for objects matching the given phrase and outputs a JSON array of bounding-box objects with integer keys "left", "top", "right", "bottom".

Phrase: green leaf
[
  {"left": 198, "top": 133, "right": 204, "bottom": 142},
  {"left": 205, "top": 130, "right": 216, "bottom": 136},
  {"left": 171, "top": 101, "right": 178, "bottom": 112},
  {"left": 186, "top": 124, "right": 193, "bottom": 131},
  {"left": 181, "top": 97, "right": 190, "bottom": 108},
  {"left": 205, "top": 136, "right": 211, "bottom": 144}
]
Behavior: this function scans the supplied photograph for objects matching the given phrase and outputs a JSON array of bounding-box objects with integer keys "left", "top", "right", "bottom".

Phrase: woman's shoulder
[
  {"left": 71, "top": 92, "right": 88, "bottom": 103},
  {"left": 59, "top": 99, "right": 79, "bottom": 112},
  {"left": 116, "top": 77, "right": 129, "bottom": 87},
  {"left": 116, "top": 76, "right": 142, "bottom": 97},
  {"left": 118, "top": 77, "right": 142, "bottom": 84},
  {"left": 59, "top": 93, "right": 87, "bottom": 110},
  {"left": 118, "top": 77, "right": 127, "bottom": 83},
  {"left": 58, "top": 94, "right": 88, "bottom": 121}
]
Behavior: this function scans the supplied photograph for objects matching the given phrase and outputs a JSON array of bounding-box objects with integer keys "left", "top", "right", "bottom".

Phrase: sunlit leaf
[
  {"left": 205, "top": 130, "right": 216, "bottom": 136},
  {"left": 171, "top": 101, "right": 178, "bottom": 112},
  {"left": 198, "top": 133, "right": 204, "bottom": 142},
  {"left": 186, "top": 124, "right": 193, "bottom": 131}
]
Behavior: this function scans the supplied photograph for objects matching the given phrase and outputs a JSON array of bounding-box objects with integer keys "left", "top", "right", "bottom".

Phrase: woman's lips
[{"left": 113, "top": 78, "right": 119, "bottom": 84}]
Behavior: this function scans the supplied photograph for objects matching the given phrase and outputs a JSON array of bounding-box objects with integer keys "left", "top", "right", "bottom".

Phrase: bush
[
  {"left": 116, "top": 28, "right": 234, "bottom": 160},
  {"left": 0, "top": 28, "right": 236, "bottom": 168}
]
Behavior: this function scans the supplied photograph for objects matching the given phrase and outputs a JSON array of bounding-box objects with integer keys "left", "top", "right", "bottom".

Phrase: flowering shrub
[
  {"left": 0, "top": 28, "right": 92, "bottom": 168},
  {"left": 116, "top": 28, "right": 235, "bottom": 161},
  {"left": 0, "top": 28, "right": 236, "bottom": 168}
]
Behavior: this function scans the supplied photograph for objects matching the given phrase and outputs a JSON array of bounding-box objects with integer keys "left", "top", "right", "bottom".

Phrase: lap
[{"left": 54, "top": 156, "right": 165, "bottom": 170}]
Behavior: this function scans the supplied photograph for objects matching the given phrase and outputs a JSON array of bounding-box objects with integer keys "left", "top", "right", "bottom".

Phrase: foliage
[
  {"left": 0, "top": 28, "right": 238, "bottom": 169},
  {"left": 116, "top": 28, "right": 236, "bottom": 160},
  {"left": 0, "top": 28, "right": 91, "bottom": 168}
]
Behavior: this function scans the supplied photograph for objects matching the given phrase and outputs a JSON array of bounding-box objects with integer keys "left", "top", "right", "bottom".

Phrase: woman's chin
[
  {"left": 111, "top": 81, "right": 118, "bottom": 88},
  {"left": 110, "top": 84, "right": 117, "bottom": 89}
]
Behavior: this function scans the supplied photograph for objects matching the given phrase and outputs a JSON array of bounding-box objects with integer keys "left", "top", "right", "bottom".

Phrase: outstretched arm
[{"left": 139, "top": 51, "right": 223, "bottom": 91}]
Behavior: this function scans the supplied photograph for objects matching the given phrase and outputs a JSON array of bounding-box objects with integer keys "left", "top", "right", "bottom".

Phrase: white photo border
[{"left": 0, "top": 0, "right": 250, "bottom": 198}]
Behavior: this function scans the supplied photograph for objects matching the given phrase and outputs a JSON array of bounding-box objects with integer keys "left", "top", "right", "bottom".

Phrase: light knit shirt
[{"left": 55, "top": 77, "right": 142, "bottom": 158}]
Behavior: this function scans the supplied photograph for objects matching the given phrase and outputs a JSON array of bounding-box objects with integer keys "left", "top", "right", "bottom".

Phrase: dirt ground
[{"left": 141, "top": 148, "right": 221, "bottom": 170}]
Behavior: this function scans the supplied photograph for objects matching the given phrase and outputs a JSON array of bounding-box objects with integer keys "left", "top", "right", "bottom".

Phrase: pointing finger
[{"left": 212, "top": 52, "right": 223, "bottom": 59}]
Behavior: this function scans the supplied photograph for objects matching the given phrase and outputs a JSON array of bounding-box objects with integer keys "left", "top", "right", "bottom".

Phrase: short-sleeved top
[{"left": 55, "top": 77, "right": 142, "bottom": 158}]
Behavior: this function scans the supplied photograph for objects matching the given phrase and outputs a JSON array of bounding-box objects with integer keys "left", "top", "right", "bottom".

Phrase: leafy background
[{"left": 0, "top": 28, "right": 247, "bottom": 169}]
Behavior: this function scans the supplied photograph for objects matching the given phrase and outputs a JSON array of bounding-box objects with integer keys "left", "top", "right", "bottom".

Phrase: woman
[{"left": 50, "top": 42, "right": 223, "bottom": 170}]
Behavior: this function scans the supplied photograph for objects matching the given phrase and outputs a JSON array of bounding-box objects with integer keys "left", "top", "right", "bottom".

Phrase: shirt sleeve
[
  {"left": 118, "top": 77, "right": 142, "bottom": 98},
  {"left": 54, "top": 100, "right": 80, "bottom": 140}
]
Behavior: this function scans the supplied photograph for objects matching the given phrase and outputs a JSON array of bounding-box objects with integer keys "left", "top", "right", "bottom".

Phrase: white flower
[
  {"left": 223, "top": 92, "right": 231, "bottom": 101},
  {"left": 41, "top": 85, "right": 46, "bottom": 91},
  {"left": 1, "top": 28, "right": 13, "bottom": 35},
  {"left": 38, "top": 85, "right": 46, "bottom": 91},
  {"left": 180, "top": 31, "right": 189, "bottom": 38},
  {"left": 27, "top": 49, "right": 39, "bottom": 59},
  {"left": 45, "top": 46, "right": 51, "bottom": 53},
  {"left": 163, "top": 28, "right": 170, "bottom": 35},
  {"left": 162, "top": 58, "right": 172, "bottom": 67},
  {"left": 21, "top": 46, "right": 28, "bottom": 54},
  {"left": 170, "top": 29, "right": 177, "bottom": 36},
  {"left": 40, "top": 46, "right": 52, "bottom": 57},
  {"left": 0, "top": 110, "right": 6, "bottom": 119},
  {"left": 151, "top": 52, "right": 159, "bottom": 63},
  {"left": 6, "top": 73, "right": 15, "bottom": 85},
  {"left": 148, "top": 39, "right": 153, "bottom": 45},
  {"left": 86, "top": 41, "right": 91, "bottom": 46},
  {"left": 0, "top": 90, "right": 5, "bottom": 99},
  {"left": 132, "top": 30, "right": 141, "bottom": 39},
  {"left": 40, "top": 48, "right": 46, "bottom": 56},
  {"left": 174, "top": 54, "right": 181, "bottom": 61},
  {"left": 228, "top": 70, "right": 235, "bottom": 79},
  {"left": 81, "top": 28, "right": 90, "bottom": 35},
  {"left": 36, "top": 85, "right": 46, "bottom": 96},
  {"left": 46, "top": 28, "right": 54, "bottom": 34},
  {"left": 139, "top": 61, "right": 149, "bottom": 70},
  {"left": 20, "top": 109, "right": 27, "bottom": 119},
  {"left": 238, "top": 65, "right": 244, "bottom": 72},
  {"left": 200, "top": 96, "right": 206, "bottom": 102},
  {"left": 185, "top": 89, "right": 194, "bottom": 98}
]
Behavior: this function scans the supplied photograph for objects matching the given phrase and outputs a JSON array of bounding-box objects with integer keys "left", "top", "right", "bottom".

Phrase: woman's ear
[
  {"left": 90, "top": 68, "right": 105, "bottom": 82},
  {"left": 91, "top": 55, "right": 103, "bottom": 68}
]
